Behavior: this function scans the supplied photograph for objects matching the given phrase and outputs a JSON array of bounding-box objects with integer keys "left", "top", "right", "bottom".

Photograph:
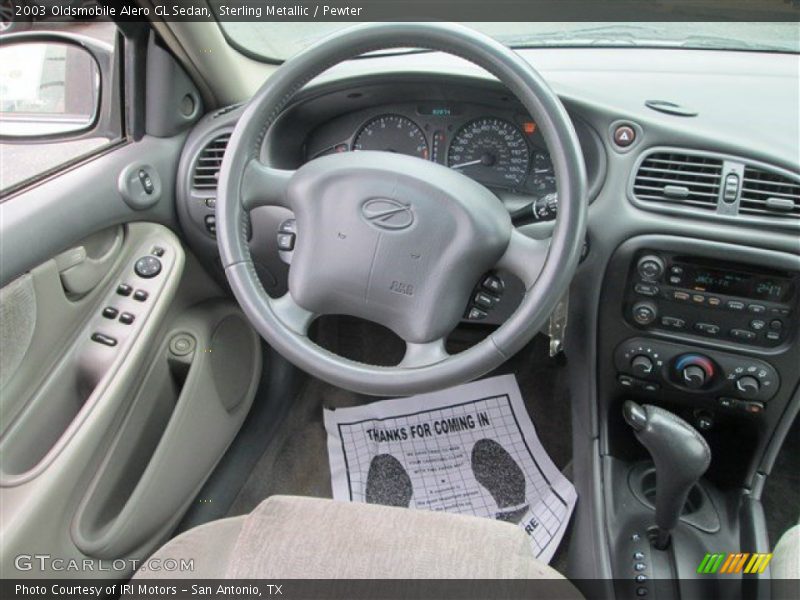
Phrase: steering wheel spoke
[
  {"left": 269, "top": 292, "right": 316, "bottom": 335},
  {"left": 399, "top": 338, "right": 450, "bottom": 369},
  {"left": 496, "top": 230, "right": 550, "bottom": 289},
  {"left": 241, "top": 159, "right": 295, "bottom": 210}
]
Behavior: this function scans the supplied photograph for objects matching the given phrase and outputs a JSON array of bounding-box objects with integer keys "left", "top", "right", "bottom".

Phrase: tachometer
[
  {"left": 447, "top": 118, "right": 530, "bottom": 187},
  {"left": 353, "top": 114, "right": 429, "bottom": 159}
]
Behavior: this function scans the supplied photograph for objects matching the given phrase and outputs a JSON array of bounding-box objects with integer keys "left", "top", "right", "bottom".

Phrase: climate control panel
[{"left": 614, "top": 337, "right": 779, "bottom": 414}]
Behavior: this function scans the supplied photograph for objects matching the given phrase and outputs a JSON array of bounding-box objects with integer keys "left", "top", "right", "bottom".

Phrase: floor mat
[{"left": 324, "top": 375, "right": 576, "bottom": 563}]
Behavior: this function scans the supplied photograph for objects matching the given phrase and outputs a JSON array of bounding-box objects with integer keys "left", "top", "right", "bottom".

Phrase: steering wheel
[{"left": 217, "top": 22, "right": 587, "bottom": 396}]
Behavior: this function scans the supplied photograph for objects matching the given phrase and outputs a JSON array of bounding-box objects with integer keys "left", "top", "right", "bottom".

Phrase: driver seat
[{"left": 135, "top": 495, "right": 579, "bottom": 588}]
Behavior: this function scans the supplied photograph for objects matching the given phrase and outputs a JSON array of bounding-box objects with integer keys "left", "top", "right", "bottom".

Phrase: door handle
[{"left": 55, "top": 228, "right": 124, "bottom": 296}]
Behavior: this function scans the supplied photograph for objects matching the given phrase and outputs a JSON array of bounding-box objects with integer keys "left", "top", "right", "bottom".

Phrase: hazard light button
[{"left": 614, "top": 124, "right": 636, "bottom": 147}]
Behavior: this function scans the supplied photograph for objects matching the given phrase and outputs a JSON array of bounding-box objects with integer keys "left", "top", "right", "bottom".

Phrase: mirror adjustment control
[{"left": 134, "top": 256, "right": 162, "bottom": 278}]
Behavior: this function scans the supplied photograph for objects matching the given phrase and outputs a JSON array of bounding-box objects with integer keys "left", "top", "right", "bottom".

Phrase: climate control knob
[
  {"left": 675, "top": 354, "right": 715, "bottom": 390},
  {"left": 631, "top": 355, "right": 654, "bottom": 376},
  {"left": 736, "top": 376, "right": 760, "bottom": 398}
]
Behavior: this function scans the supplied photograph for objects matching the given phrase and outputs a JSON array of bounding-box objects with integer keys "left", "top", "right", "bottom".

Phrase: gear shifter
[{"left": 623, "top": 401, "right": 711, "bottom": 550}]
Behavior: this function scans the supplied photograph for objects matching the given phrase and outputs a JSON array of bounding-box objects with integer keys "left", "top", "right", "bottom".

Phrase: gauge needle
[{"left": 451, "top": 154, "right": 496, "bottom": 170}]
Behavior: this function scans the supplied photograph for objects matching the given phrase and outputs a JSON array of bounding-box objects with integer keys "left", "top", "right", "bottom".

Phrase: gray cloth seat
[{"left": 136, "top": 495, "right": 578, "bottom": 584}]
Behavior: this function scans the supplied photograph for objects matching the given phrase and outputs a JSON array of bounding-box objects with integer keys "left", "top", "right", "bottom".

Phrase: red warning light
[{"left": 523, "top": 121, "right": 537, "bottom": 134}]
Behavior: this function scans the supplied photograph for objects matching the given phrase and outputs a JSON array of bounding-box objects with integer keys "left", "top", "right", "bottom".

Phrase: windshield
[{"left": 221, "top": 22, "right": 800, "bottom": 61}]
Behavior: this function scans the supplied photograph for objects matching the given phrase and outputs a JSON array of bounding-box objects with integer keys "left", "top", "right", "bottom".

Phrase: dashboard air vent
[
  {"left": 192, "top": 133, "right": 231, "bottom": 191},
  {"left": 633, "top": 152, "right": 723, "bottom": 210},
  {"left": 739, "top": 167, "right": 800, "bottom": 220}
]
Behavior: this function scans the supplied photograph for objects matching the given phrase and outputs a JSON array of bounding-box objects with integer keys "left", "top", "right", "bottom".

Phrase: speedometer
[
  {"left": 353, "top": 114, "right": 429, "bottom": 159},
  {"left": 447, "top": 118, "right": 530, "bottom": 187}
]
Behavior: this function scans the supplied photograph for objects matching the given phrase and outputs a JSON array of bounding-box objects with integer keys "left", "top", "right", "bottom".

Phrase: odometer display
[
  {"left": 353, "top": 114, "right": 429, "bottom": 159},
  {"left": 447, "top": 118, "right": 530, "bottom": 187}
]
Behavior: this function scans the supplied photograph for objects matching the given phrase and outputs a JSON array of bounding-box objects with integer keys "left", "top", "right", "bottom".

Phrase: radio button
[
  {"left": 661, "top": 316, "right": 685, "bottom": 329},
  {"left": 766, "top": 331, "right": 781, "bottom": 342},
  {"left": 669, "top": 275, "right": 682, "bottom": 285},
  {"left": 692, "top": 294, "right": 705, "bottom": 304},
  {"left": 726, "top": 300, "right": 745, "bottom": 311},
  {"left": 694, "top": 323, "right": 720, "bottom": 335},
  {"left": 669, "top": 265, "right": 684, "bottom": 275},
  {"left": 632, "top": 302, "right": 658, "bottom": 326},
  {"left": 708, "top": 297, "right": 721, "bottom": 307},
  {"left": 730, "top": 328, "right": 757, "bottom": 341},
  {"left": 748, "top": 304, "right": 766, "bottom": 314},
  {"left": 637, "top": 255, "right": 665, "bottom": 281},
  {"left": 750, "top": 319, "right": 767, "bottom": 331},
  {"left": 634, "top": 283, "right": 660, "bottom": 297},
  {"left": 673, "top": 291, "right": 690, "bottom": 302},
  {"left": 770, "top": 320, "right": 783, "bottom": 331}
]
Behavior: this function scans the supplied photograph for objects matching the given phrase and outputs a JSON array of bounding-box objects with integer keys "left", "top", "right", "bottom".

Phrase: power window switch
[
  {"left": 481, "top": 274, "right": 504, "bottom": 294},
  {"left": 102, "top": 307, "right": 119, "bottom": 319},
  {"left": 133, "top": 289, "right": 149, "bottom": 302},
  {"left": 473, "top": 291, "right": 497, "bottom": 309},
  {"left": 119, "top": 312, "right": 135, "bottom": 325},
  {"left": 91, "top": 332, "right": 117, "bottom": 347},
  {"left": 116, "top": 283, "right": 132, "bottom": 296}
]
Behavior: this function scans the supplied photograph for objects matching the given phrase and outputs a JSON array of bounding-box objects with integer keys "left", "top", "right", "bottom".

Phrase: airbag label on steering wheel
[{"left": 324, "top": 374, "right": 576, "bottom": 562}]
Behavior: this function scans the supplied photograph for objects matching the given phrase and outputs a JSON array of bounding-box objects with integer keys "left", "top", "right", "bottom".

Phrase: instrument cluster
[{"left": 304, "top": 103, "right": 557, "bottom": 195}]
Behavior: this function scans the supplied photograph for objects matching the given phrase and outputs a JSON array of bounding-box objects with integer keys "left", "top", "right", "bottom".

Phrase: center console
[{"left": 597, "top": 235, "right": 800, "bottom": 599}]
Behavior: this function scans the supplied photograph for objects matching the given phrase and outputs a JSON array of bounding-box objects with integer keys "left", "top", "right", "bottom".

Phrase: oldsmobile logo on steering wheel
[{"left": 361, "top": 198, "right": 415, "bottom": 231}]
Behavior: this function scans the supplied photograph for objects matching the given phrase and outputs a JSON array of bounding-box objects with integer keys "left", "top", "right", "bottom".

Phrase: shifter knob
[{"left": 623, "top": 401, "right": 711, "bottom": 549}]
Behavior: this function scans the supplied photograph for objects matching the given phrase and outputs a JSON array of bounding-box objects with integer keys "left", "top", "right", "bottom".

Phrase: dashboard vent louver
[
  {"left": 633, "top": 152, "right": 723, "bottom": 210},
  {"left": 739, "top": 167, "right": 800, "bottom": 220},
  {"left": 192, "top": 133, "right": 231, "bottom": 191}
]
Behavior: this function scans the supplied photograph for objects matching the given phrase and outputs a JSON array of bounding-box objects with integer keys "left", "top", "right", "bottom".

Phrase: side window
[{"left": 0, "top": 18, "right": 122, "bottom": 194}]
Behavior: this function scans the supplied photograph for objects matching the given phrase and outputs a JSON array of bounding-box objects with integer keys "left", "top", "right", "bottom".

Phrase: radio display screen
[{"left": 679, "top": 264, "right": 793, "bottom": 302}]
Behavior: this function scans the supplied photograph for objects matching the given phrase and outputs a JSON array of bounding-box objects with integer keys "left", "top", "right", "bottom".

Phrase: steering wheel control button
[
  {"left": 277, "top": 233, "right": 296, "bottom": 251},
  {"left": 205, "top": 215, "right": 216, "bottom": 236},
  {"left": 481, "top": 274, "right": 504, "bottom": 294},
  {"left": 134, "top": 256, "right": 162, "bottom": 278},
  {"left": 102, "top": 307, "right": 119, "bottom": 319},
  {"left": 119, "top": 312, "right": 135, "bottom": 325},
  {"left": 636, "top": 255, "right": 665, "bottom": 281},
  {"left": 91, "top": 332, "right": 117, "bottom": 347},
  {"left": 614, "top": 124, "right": 636, "bottom": 148},
  {"left": 632, "top": 301, "right": 657, "bottom": 326},
  {"left": 169, "top": 333, "right": 196, "bottom": 357},
  {"left": 467, "top": 307, "right": 488, "bottom": 321},
  {"left": 133, "top": 289, "right": 149, "bottom": 302},
  {"left": 116, "top": 283, "right": 132, "bottom": 296},
  {"left": 279, "top": 219, "right": 297, "bottom": 233}
]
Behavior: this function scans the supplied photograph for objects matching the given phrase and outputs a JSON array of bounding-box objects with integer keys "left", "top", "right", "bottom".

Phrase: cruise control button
[
  {"left": 481, "top": 275, "right": 504, "bottom": 294},
  {"left": 467, "top": 307, "right": 488, "bottom": 320},
  {"left": 91, "top": 332, "right": 117, "bottom": 347},
  {"left": 277, "top": 232, "right": 296, "bottom": 251},
  {"left": 473, "top": 291, "right": 497, "bottom": 309}
]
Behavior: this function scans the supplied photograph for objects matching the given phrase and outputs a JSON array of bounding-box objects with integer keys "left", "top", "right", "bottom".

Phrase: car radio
[{"left": 624, "top": 251, "right": 798, "bottom": 348}]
